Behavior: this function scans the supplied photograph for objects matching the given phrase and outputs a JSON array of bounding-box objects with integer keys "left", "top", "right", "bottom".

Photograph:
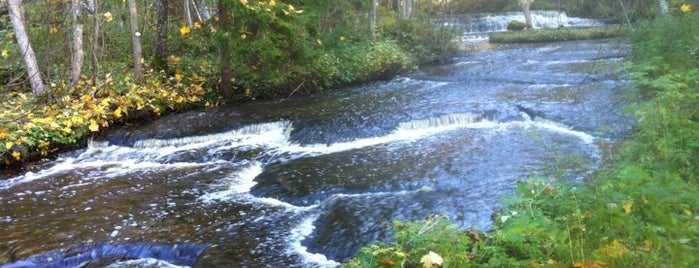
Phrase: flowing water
[{"left": 1, "top": 38, "right": 634, "bottom": 267}]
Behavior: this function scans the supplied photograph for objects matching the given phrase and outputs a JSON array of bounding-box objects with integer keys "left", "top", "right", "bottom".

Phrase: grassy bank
[
  {"left": 346, "top": 11, "right": 699, "bottom": 268},
  {"left": 489, "top": 26, "right": 629, "bottom": 43}
]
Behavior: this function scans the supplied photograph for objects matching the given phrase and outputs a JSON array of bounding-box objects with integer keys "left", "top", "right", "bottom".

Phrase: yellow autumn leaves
[
  {"left": 1, "top": 70, "right": 210, "bottom": 164},
  {"left": 680, "top": 4, "right": 692, "bottom": 13}
]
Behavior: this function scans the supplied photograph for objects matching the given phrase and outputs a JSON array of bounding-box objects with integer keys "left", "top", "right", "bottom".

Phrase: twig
[{"left": 282, "top": 80, "right": 307, "bottom": 101}]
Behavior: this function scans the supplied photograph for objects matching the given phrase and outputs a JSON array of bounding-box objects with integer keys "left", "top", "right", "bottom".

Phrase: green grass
[{"left": 489, "top": 26, "right": 629, "bottom": 43}]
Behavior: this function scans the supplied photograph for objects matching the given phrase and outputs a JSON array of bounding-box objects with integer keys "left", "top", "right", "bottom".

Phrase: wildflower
[
  {"left": 316, "top": 39, "right": 322, "bottom": 46},
  {"left": 194, "top": 22, "right": 202, "bottom": 29},
  {"left": 175, "top": 73, "right": 183, "bottom": 82},
  {"left": 240, "top": 0, "right": 248, "bottom": 4},
  {"left": 103, "top": 12, "right": 114, "bottom": 22},
  {"left": 680, "top": 4, "right": 691, "bottom": 13},
  {"left": 339, "top": 36, "right": 346, "bottom": 41},
  {"left": 180, "top": 26, "right": 191, "bottom": 36},
  {"left": 49, "top": 27, "right": 58, "bottom": 34},
  {"left": 12, "top": 151, "right": 21, "bottom": 160},
  {"left": 269, "top": 0, "right": 276, "bottom": 6},
  {"left": 1, "top": 49, "right": 8, "bottom": 57}
]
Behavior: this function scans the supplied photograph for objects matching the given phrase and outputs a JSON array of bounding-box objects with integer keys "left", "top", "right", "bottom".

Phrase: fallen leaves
[{"left": 1, "top": 69, "right": 210, "bottom": 166}]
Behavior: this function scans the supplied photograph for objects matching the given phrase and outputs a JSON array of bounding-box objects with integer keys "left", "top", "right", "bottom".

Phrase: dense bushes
[{"left": 346, "top": 9, "right": 699, "bottom": 268}]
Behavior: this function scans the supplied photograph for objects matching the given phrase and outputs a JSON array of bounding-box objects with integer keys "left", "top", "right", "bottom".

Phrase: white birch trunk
[
  {"left": 70, "top": 0, "right": 84, "bottom": 88},
  {"left": 657, "top": 0, "right": 669, "bottom": 17},
  {"left": 370, "top": 0, "right": 377, "bottom": 39},
  {"left": 128, "top": 0, "right": 143, "bottom": 83},
  {"left": 519, "top": 0, "right": 533, "bottom": 29},
  {"left": 184, "top": 0, "right": 193, "bottom": 27},
  {"left": 8, "top": 0, "right": 45, "bottom": 96}
]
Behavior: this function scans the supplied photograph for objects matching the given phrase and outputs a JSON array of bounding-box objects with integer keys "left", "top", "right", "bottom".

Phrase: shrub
[{"left": 506, "top": 20, "right": 527, "bottom": 31}]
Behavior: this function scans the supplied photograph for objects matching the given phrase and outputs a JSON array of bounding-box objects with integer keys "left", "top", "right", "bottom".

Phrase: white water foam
[
  {"left": 288, "top": 215, "right": 341, "bottom": 268},
  {"left": 105, "top": 258, "right": 189, "bottom": 268},
  {"left": 197, "top": 161, "right": 264, "bottom": 204},
  {"left": 133, "top": 121, "right": 291, "bottom": 149}
]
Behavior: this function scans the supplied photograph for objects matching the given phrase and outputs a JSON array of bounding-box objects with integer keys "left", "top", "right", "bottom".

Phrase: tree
[
  {"left": 155, "top": 0, "right": 169, "bottom": 71},
  {"left": 518, "top": 0, "right": 534, "bottom": 29},
  {"left": 69, "top": 0, "right": 84, "bottom": 89},
  {"left": 656, "top": 0, "right": 669, "bottom": 17},
  {"left": 197, "top": 0, "right": 213, "bottom": 21},
  {"left": 371, "top": 0, "right": 377, "bottom": 40},
  {"left": 128, "top": 0, "right": 143, "bottom": 83},
  {"left": 398, "top": 0, "right": 414, "bottom": 20},
  {"left": 184, "top": 0, "right": 194, "bottom": 27},
  {"left": 217, "top": 0, "right": 234, "bottom": 97},
  {"left": 88, "top": 0, "right": 100, "bottom": 88},
  {"left": 8, "top": 0, "right": 45, "bottom": 96}
]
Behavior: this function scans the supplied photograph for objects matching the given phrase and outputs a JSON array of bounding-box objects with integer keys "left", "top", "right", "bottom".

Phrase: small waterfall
[{"left": 451, "top": 10, "right": 608, "bottom": 35}]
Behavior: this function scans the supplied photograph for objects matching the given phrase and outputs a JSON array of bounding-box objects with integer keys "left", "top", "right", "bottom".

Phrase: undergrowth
[{"left": 346, "top": 9, "right": 699, "bottom": 268}]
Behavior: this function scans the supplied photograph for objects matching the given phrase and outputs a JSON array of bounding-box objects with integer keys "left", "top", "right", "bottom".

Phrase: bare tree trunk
[
  {"left": 8, "top": 0, "right": 44, "bottom": 96},
  {"left": 69, "top": 0, "right": 84, "bottom": 88},
  {"left": 656, "top": 0, "right": 669, "bottom": 17},
  {"left": 370, "top": 0, "right": 377, "bottom": 40},
  {"left": 155, "top": 0, "right": 169, "bottom": 70},
  {"left": 184, "top": 0, "right": 193, "bottom": 27},
  {"left": 128, "top": 0, "right": 143, "bottom": 83},
  {"left": 197, "top": 0, "right": 212, "bottom": 21},
  {"left": 519, "top": 0, "right": 533, "bottom": 29},
  {"left": 90, "top": 0, "right": 100, "bottom": 88},
  {"left": 404, "top": 0, "right": 412, "bottom": 19}
]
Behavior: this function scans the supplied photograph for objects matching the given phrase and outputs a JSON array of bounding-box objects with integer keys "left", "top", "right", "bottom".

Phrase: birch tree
[
  {"left": 184, "top": 0, "right": 193, "bottom": 27},
  {"left": 656, "top": 0, "right": 669, "bottom": 17},
  {"left": 518, "top": 0, "right": 534, "bottom": 29},
  {"left": 370, "top": 0, "right": 377, "bottom": 40},
  {"left": 128, "top": 0, "right": 143, "bottom": 83},
  {"left": 8, "top": 0, "right": 45, "bottom": 96},
  {"left": 69, "top": 0, "right": 84, "bottom": 88}
]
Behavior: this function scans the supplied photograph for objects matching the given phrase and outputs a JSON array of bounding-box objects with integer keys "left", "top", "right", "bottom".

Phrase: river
[{"left": 1, "top": 38, "right": 633, "bottom": 267}]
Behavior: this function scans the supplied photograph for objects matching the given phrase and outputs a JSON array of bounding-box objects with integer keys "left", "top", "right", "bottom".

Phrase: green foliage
[
  {"left": 626, "top": 12, "right": 699, "bottom": 180},
  {"left": 490, "top": 26, "right": 630, "bottom": 43},
  {"left": 506, "top": 20, "right": 527, "bottom": 31},
  {"left": 379, "top": 18, "right": 458, "bottom": 64},
  {"left": 345, "top": 215, "right": 481, "bottom": 268}
]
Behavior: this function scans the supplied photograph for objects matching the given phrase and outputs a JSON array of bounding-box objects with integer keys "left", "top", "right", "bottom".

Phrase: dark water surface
[{"left": 1, "top": 39, "right": 634, "bottom": 267}]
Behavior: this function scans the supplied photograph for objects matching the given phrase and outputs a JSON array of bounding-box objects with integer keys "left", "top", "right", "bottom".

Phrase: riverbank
[
  {"left": 1, "top": 2, "right": 460, "bottom": 173},
  {"left": 0, "top": 39, "right": 418, "bottom": 172}
]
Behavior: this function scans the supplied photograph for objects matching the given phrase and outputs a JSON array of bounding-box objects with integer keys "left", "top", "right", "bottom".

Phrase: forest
[{"left": 1, "top": 0, "right": 699, "bottom": 267}]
